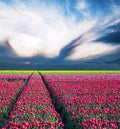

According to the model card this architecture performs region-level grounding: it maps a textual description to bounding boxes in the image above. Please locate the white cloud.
[67,42,119,60]
[66,20,120,61]
[24,62,30,64]
[0,0,95,58]
[76,1,86,10]
[75,0,91,20]
[66,29,119,60]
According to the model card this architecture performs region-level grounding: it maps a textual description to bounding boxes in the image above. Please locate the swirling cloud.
[0,0,120,61]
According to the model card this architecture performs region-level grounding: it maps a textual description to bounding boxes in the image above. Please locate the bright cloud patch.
[76,1,86,10]
[67,42,119,60]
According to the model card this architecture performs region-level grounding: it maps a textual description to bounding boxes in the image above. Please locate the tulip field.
[43,74,120,129]
[0,71,120,129]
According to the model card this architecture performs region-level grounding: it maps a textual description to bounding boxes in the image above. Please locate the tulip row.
[0,74,29,81]
[0,80,24,111]
[44,74,120,129]
[4,74,64,129]
[0,75,27,128]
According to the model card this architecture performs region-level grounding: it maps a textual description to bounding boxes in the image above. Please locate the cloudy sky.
[0,0,120,69]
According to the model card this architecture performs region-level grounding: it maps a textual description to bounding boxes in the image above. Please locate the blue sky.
[0,0,120,69]
[1,0,120,20]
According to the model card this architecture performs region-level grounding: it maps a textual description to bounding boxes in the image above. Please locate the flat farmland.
[0,71,120,129]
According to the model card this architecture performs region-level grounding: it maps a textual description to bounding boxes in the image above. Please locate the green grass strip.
[0,70,36,74]
[40,70,120,74]
[0,70,120,74]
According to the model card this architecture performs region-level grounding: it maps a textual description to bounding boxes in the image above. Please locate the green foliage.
[78,114,83,122]
[67,119,82,129]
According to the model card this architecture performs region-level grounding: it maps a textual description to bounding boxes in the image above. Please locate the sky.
[0,0,120,69]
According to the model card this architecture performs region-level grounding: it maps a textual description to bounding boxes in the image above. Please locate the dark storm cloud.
[94,22,120,45]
